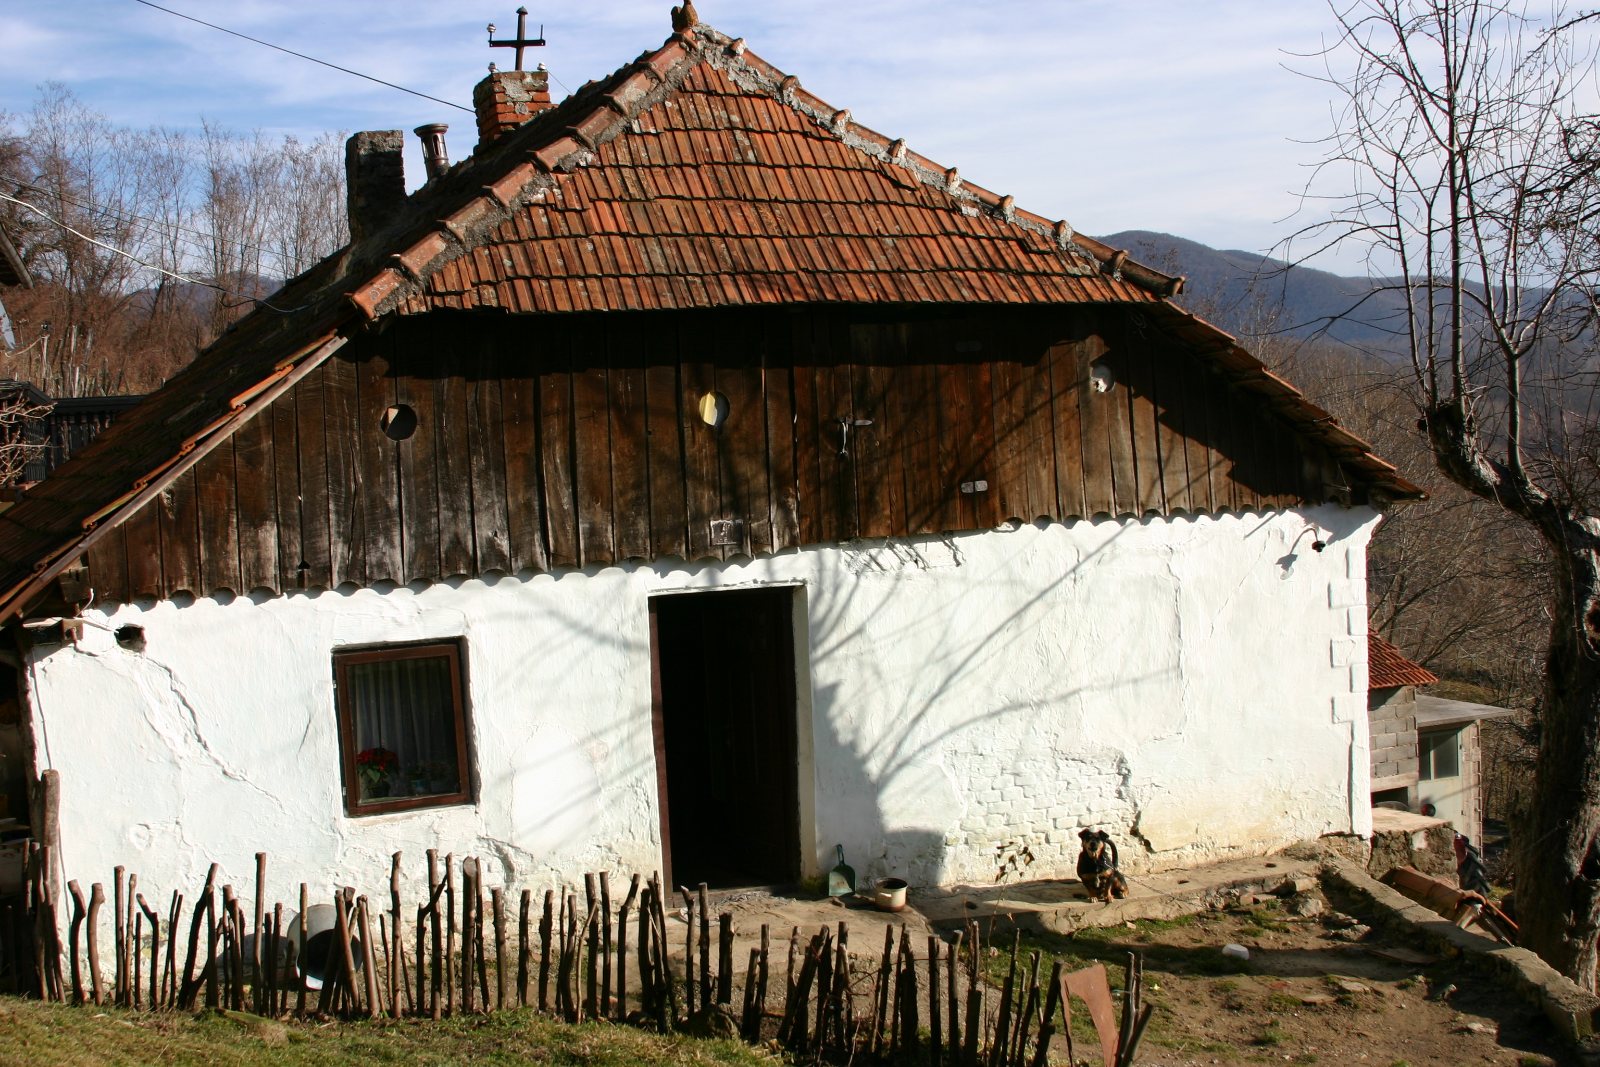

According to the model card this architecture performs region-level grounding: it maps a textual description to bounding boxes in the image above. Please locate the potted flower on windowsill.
[356,747,398,800]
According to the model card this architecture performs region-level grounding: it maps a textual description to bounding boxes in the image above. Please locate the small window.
[1418,729,1461,781]
[334,641,471,816]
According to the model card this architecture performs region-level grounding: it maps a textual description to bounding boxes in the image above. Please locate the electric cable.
[130,0,474,115]
[0,191,313,314]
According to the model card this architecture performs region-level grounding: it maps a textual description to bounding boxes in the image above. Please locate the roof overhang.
[1414,694,1516,729]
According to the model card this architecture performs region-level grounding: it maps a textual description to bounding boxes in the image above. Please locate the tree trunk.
[1513,520,1600,990]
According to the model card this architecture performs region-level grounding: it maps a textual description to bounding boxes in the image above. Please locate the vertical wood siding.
[86,306,1343,603]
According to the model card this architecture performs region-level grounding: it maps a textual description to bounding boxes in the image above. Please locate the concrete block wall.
[1368,686,1420,783]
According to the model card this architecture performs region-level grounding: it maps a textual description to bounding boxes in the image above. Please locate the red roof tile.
[1369,633,1439,689]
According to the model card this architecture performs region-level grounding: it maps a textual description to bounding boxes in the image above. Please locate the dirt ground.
[983,890,1568,1067]
[696,880,1571,1066]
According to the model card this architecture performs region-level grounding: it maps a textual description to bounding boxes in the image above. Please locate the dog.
[1077,829,1128,902]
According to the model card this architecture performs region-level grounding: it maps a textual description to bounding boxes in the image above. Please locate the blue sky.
[0,1,1368,273]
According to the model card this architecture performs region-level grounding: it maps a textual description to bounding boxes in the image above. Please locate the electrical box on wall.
[709,518,743,546]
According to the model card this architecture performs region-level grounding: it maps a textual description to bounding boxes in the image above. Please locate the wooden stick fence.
[4,849,1154,1065]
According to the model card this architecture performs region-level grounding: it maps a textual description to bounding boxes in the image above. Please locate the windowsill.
[344,792,472,818]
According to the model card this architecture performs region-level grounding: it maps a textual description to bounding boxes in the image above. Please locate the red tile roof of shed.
[1369,633,1438,689]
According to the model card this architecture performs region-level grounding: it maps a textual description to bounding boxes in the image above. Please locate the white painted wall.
[23,504,1377,904]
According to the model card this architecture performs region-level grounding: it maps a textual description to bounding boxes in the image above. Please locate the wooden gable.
[86,303,1351,603]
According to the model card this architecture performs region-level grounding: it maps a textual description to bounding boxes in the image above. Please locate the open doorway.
[649,587,801,889]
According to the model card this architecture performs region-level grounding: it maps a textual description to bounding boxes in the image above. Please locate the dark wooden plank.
[987,340,1030,525]
[122,496,164,599]
[644,346,687,561]
[1104,338,1138,520]
[1075,330,1114,519]
[864,355,907,538]
[1017,318,1060,524]
[87,525,128,606]
[572,327,615,566]
[500,347,547,574]
[323,353,364,587]
[468,338,512,574]
[195,440,241,595]
[356,342,403,585]
[789,314,823,547]
[395,343,441,582]
[897,341,942,535]
[1148,343,1191,515]
[679,319,720,561]
[762,319,799,551]
[1119,320,1164,517]
[814,342,857,542]
[964,353,998,530]
[269,393,303,592]
[716,321,770,556]
[1172,352,1211,515]
[539,325,580,568]
[159,468,203,596]
[606,318,652,562]
[292,366,333,591]
[848,323,894,540]
[435,346,476,578]
[932,333,972,532]
[232,409,279,594]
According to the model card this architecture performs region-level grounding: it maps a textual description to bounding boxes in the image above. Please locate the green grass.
[0,1001,777,1067]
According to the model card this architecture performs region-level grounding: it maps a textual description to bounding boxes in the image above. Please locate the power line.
[130,0,474,116]
[0,191,311,314]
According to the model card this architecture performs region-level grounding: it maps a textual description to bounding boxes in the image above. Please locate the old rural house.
[0,11,1419,899]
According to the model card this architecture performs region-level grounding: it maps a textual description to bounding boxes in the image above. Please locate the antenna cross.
[487,6,546,71]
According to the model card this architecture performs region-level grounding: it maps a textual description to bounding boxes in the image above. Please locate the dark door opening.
[650,587,800,889]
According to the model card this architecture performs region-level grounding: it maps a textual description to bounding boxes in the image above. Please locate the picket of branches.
[11,836,1152,1066]
[0,83,347,396]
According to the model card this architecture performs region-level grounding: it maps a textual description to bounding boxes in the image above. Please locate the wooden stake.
[253,853,267,1015]
[444,854,456,1017]
[390,852,403,1020]
[164,891,181,1009]
[336,888,360,1016]
[1029,961,1064,1067]
[947,932,962,1060]
[517,888,532,1009]
[598,872,612,1019]
[538,888,553,1013]
[461,860,476,1015]
[297,882,309,1019]
[474,863,489,1012]
[873,923,893,1053]
[696,884,711,1011]
[139,894,159,1012]
[929,934,943,1067]
[492,887,507,1011]
[66,881,86,1005]
[614,874,638,1021]
[717,912,733,1005]
[357,896,381,1018]
[203,882,219,1010]
[677,885,695,1016]
[754,924,770,1041]
[113,866,126,1006]
[583,872,598,1020]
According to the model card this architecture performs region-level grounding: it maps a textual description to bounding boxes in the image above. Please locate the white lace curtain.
[347,654,460,798]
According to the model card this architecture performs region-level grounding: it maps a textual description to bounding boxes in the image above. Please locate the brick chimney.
[473,65,554,147]
[344,130,405,244]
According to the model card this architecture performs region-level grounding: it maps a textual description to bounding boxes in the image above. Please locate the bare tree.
[1306,0,1600,984]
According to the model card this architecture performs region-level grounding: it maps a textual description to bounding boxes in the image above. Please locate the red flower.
[356,747,398,772]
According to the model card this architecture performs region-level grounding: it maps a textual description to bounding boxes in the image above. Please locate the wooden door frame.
[647,586,803,890]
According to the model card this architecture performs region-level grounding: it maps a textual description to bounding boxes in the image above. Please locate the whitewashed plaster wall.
[23,504,1377,903]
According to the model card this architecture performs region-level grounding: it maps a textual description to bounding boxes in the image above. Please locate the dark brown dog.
[1076,829,1128,902]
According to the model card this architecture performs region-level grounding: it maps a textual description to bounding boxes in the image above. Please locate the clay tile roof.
[1368,633,1438,689]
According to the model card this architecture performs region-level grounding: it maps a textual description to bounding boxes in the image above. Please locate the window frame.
[333,640,472,817]
[1418,727,1461,782]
